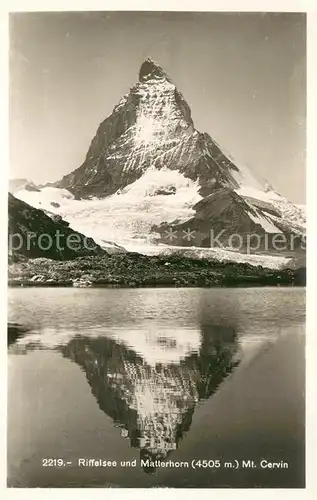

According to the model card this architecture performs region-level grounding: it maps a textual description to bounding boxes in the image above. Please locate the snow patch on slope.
[246,207,282,233]
[14,167,202,248]
[15,186,75,208]
[122,243,290,270]
[120,165,200,200]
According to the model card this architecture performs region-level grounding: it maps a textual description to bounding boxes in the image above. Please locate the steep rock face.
[55,58,241,199]
[153,188,267,247]
[8,193,104,260]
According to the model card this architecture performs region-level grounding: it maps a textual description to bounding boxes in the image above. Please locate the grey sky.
[9,11,306,203]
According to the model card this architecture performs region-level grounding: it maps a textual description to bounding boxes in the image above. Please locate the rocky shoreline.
[8,254,306,288]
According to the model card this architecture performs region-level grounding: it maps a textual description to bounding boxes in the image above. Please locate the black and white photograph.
[6,9,307,490]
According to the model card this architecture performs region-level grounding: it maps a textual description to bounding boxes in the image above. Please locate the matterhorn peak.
[139,57,171,83]
[50,56,305,259]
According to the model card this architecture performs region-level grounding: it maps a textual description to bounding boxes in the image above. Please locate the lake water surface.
[7,287,305,488]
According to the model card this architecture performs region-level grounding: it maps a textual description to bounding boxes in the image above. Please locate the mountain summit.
[55,58,242,200]
[139,57,171,83]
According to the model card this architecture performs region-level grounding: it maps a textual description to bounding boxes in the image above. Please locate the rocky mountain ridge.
[8,193,104,261]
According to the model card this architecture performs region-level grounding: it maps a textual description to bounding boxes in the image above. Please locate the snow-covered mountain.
[12,57,305,264]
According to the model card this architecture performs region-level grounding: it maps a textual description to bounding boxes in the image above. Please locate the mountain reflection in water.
[56,324,240,473]
[8,288,305,487]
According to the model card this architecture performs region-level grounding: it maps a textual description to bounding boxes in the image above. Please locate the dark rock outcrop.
[153,187,305,251]
[8,193,104,260]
